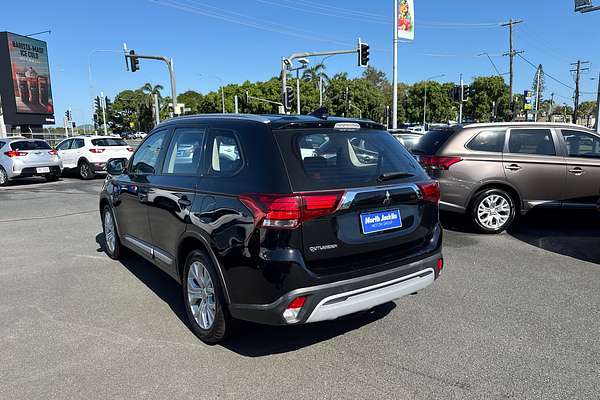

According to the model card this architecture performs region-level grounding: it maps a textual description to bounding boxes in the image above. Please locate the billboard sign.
[6,33,53,115]
[397,0,415,41]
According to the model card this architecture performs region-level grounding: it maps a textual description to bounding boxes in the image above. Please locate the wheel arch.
[176,232,231,304]
[467,181,522,214]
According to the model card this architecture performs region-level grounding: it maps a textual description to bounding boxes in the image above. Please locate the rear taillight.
[240,191,344,229]
[89,148,105,154]
[283,296,306,323]
[417,181,440,204]
[420,155,462,170]
[4,151,27,157]
[49,149,58,156]
[437,258,444,274]
[127,147,133,152]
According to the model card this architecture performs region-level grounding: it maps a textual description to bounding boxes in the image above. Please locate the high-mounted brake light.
[89,148,105,154]
[419,155,462,170]
[126,147,134,152]
[334,122,361,131]
[4,151,28,157]
[240,191,344,230]
[417,181,440,204]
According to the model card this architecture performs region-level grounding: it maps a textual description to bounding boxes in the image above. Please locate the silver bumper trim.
[305,268,435,323]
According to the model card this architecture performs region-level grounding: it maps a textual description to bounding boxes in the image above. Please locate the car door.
[559,129,600,208]
[503,127,566,209]
[114,129,170,257]
[70,138,86,167]
[55,139,74,167]
[146,125,207,278]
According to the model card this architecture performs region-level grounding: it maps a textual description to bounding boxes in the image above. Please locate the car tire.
[470,188,516,234]
[182,250,232,344]
[45,173,60,182]
[102,205,124,260]
[0,166,9,186]
[78,160,94,180]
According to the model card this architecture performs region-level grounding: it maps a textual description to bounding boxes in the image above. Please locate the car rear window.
[10,140,51,151]
[275,128,423,191]
[412,128,456,155]
[91,138,128,147]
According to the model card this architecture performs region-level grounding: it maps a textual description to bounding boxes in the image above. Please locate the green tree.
[579,100,597,126]
[464,76,511,122]
[406,81,455,124]
[302,62,329,88]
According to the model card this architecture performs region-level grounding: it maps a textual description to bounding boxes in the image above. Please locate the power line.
[517,53,574,90]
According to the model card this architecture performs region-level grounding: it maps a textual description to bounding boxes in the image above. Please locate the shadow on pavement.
[507,209,600,264]
[96,232,395,356]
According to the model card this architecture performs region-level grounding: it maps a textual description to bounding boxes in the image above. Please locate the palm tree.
[141,83,164,103]
[302,62,329,88]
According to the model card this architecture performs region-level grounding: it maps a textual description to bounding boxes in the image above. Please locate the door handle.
[505,164,521,171]
[568,167,584,175]
[138,188,149,202]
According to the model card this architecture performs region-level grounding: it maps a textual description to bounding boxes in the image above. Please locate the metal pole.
[234,95,239,114]
[154,93,160,126]
[100,92,108,136]
[221,85,225,114]
[392,0,398,129]
[281,58,288,113]
[459,74,464,124]
[296,69,301,115]
[423,85,427,127]
[168,58,178,116]
[319,76,323,107]
[595,72,600,133]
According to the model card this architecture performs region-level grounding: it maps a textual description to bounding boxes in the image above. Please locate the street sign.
[524,90,533,111]
[397,0,415,41]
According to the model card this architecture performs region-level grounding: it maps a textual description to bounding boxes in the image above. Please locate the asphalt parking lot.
[1,177,599,400]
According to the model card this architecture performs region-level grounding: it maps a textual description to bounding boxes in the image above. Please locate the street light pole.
[392,0,399,129]
[100,91,108,136]
[595,72,600,133]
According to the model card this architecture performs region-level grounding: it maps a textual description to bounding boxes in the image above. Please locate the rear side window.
[162,127,206,175]
[276,129,423,191]
[467,130,506,152]
[413,129,455,155]
[508,129,555,156]
[562,130,600,158]
[208,131,243,175]
[91,138,127,147]
[10,140,51,151]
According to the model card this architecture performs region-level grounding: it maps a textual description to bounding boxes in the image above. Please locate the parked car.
[414,122,600,233]
[394,133,422,153]
[0,138,62,186]
[99,114,444,343]
[55,136,133,179]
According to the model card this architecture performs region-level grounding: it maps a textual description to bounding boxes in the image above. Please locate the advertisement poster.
[7,33,53,114]
[397,0,415,41]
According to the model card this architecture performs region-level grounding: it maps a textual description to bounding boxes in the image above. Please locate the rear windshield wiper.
[377,172,414,182]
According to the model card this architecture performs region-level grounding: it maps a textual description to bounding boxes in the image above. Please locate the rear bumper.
[228,251,442,325]
[10,165,62,178]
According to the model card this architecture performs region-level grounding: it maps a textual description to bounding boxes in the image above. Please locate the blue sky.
[2,0,599,125]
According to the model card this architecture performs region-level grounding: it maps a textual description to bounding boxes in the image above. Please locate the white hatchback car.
[55,136,133,179]
[0,138,63,186]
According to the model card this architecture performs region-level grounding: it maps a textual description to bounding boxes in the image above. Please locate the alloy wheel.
[103,210,116,254]
[80,163,91,179]
[187,261,216,330]
[476,194,511,230]
[0,168,7,185]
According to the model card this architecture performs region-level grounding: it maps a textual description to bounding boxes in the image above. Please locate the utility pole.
[345,87,350,117]
[534,67,542,122]
[153,93,160,126]
[595,72,600,133]
[502,19,524,120]
[570,60,590,124]
[459,74,464,124]
[234,95,239,114]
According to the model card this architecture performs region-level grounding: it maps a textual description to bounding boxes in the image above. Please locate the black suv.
[99,114,443,343]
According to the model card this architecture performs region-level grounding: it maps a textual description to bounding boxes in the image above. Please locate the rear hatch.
[412,127,461,176]
[9,140,56,166]
[273,124,440,276]
[91,138,133,159]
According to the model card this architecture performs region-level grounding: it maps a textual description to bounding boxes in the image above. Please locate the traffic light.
[463,85,471,101]
[94,96,101,111]
[65,110,72,121]
[283,86,295,110]
[358,39,370,67]
[129,50,140,72]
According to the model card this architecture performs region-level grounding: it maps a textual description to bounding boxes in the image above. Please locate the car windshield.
[275,128,424,191]
[10,140,51,151]
[91,138,128,147]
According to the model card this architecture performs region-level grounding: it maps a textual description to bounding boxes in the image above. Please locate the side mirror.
[106,158,127,176]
